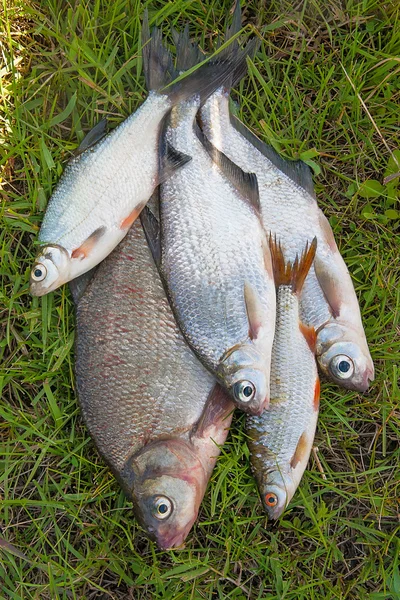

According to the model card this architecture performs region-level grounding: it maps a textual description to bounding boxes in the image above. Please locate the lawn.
[1,0,399,598]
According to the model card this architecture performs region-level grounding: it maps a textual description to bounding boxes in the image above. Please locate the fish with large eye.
[330,355,354,379]
[152,496,173,520]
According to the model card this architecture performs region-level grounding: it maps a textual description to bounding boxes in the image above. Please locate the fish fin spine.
[269,235,317,293]
[244,281,264,340]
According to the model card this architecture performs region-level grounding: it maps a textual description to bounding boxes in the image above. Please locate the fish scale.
[73,217,234,549]
[75,219,216,470]
[199,88,374,391]
[155,97,276,415]
[247,240,319,519]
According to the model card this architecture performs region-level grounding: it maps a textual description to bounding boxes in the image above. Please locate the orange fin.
[268,235,317,294]
[120,203,146,230]
[313,378,320,411]
[299,322,317,353]
[290,431,309,469]
[71,226,106,259]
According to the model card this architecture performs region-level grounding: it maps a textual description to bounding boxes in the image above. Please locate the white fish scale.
[247,286,318,475]
[39,93,171,251]
[200,92,363,333]
[75,219,216,473]
[161,99,275,370]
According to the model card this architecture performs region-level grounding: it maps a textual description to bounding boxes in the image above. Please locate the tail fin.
[269,236,317,294]
[172,25,203,71]
[141,10,176,91]
[219,1,257,90]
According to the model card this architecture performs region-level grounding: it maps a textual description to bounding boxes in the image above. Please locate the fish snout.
[156,526,191,551]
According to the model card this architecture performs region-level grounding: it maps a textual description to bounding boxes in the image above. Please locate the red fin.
[71,226,106,259]
[191,385,234,440]
[120,203,145,230]
[290,431,309,469]
[313,378,320,411]
[269,235,317,294]
[299,322,317,353]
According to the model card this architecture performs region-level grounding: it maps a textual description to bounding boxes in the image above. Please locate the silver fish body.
[199,89,374,391]
[30,18,244,297]
[246,240,320,519]
[72,217,234,550]
[154,98,276,416]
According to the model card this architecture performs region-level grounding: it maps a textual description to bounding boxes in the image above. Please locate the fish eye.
[330,355,354,379]
[264,492,278,507]
[152,496,173,520]
[31,264,47,282]
[233,380,255,403]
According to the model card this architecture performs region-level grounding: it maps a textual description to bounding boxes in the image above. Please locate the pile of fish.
[30,7,374,550]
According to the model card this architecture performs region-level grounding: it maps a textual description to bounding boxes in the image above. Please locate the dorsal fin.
[76,119,108,155]
[230,115,316,198]
[196,126,260,211]
[269,236,317,294]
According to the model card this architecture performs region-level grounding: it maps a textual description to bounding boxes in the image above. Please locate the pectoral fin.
[314,254,342,319]
[191,385,234,440]
[71,226,106,260]
[244,281,265,340]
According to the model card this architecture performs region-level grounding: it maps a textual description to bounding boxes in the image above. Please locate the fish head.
[259,477,288,520]
[30,245,70,296]
[219,345,269,415]
[316,323,374,391]
[122,439,207,550]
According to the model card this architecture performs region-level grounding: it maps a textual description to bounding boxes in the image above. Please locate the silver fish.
[30,15,244,297]
[141,41,276,417]
[247,238,320,519]
[71,214,234,550]
[194,6,373,392]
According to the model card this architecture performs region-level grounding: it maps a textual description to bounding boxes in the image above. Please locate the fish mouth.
[156,526,192,551]
[358,366,375,392]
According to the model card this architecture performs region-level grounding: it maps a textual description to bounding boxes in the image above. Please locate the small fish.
[71,214,234,550]
[246,237,319,519]
[141,29,276,417]
[30,14,245,296]
[197,5,374,392]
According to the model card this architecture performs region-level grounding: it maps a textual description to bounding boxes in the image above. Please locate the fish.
[196,6,374,392]
[246,237,320,519]
[30,14,247,297]
[141,33,276,417]
[70,213,234,551]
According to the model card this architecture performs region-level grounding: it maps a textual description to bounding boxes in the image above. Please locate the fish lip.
[156,528,190,551]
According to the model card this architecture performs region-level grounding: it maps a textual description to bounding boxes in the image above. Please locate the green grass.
[1,0,399,598]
